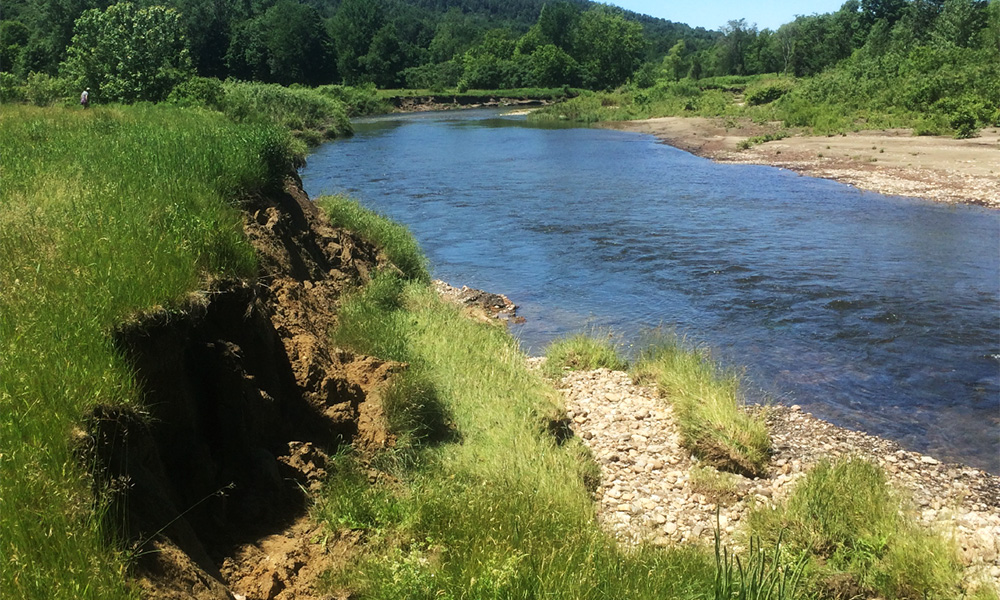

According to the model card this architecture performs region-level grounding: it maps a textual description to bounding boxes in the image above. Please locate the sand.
[602,117,1000,208]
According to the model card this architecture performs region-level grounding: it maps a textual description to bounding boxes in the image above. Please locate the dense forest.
[1,0,998,132]
[0,0,714,94]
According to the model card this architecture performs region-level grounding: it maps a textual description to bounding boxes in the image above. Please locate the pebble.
[544,365,1000,591]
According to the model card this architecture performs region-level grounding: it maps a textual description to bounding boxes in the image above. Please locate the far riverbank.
[601,117,1000,208]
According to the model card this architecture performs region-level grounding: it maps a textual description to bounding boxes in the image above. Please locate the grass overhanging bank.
[0,104,296,599]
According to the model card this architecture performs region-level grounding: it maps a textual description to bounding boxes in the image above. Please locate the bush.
[0,72,25,102]
[166,76,225,109]
[22,72,74,106]
[744,78,795,106]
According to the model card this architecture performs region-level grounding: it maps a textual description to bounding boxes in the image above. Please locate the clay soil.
[602,117,1000,207]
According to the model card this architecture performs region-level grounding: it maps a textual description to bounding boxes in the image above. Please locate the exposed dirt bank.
[85,176,401,600]
[602,117,1000,207]
[547,365,1000,593]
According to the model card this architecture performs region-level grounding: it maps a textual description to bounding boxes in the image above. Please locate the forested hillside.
[0,0,712,92]
[1,0,997,132]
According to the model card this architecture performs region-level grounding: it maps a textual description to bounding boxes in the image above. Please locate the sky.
[608,0,848,31]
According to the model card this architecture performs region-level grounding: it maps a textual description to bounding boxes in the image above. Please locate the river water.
[300,109,1000,473]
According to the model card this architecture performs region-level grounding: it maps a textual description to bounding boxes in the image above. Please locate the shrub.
[0,72,25,102]
[22,72,74,106]
[744,78,795,106]
[166,76,226,109]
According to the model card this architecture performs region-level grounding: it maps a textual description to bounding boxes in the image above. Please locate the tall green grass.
[317,267,817,599]
[317,274,724,598]
[221,80,351,139]
[315,194,430,283]
[632,332,770,477]
[0,104,292,599]
[745,457,964,599]
[542,332,628,378]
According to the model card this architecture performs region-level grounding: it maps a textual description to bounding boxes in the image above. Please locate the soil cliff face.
[84,177,396,599]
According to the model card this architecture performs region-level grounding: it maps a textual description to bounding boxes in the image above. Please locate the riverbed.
[300,108,1000,473]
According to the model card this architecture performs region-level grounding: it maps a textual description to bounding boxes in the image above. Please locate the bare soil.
[86,176,402,600]
[602,117,1000,207]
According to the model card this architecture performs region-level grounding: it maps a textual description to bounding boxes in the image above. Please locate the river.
[300,108,1000,474]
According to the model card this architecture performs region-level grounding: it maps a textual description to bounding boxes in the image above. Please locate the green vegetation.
[745,457,964,599]
[316,195,430,283]
[632,332,770,477]
[0,105,292,599]
[315,274,735,599]
[535,1,1000,138]
[542,333,628,378]
[2,0,709,93]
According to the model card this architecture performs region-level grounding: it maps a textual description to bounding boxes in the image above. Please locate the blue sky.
[608,1,847,31]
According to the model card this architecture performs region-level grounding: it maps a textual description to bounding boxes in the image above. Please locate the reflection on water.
[302,109,1000,473]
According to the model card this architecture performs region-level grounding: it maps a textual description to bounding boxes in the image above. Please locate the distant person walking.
[80,88,89,109]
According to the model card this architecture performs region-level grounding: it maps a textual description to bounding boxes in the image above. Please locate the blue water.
[301,109,1000,473]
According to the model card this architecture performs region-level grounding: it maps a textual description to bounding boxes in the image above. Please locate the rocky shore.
[540,364,1000,590]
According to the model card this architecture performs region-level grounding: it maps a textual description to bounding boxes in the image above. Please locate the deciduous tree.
[61,2,193,102]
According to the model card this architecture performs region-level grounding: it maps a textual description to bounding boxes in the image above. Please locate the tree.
[0,21,30,73]
[527,43,577,86]
[537,1,579,50]
[572,10,646,89]
[717,18,756,76]
[363,23,405,88]
[934,0,989,46]
[61,2,193,103]
[329,0,384,83]
[260,0,334,85]
[661,39,686,81]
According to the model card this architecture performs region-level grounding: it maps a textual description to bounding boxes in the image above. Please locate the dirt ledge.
[83,176,400,600]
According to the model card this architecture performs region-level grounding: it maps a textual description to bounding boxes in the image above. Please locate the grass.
[220,81,351,145]
[744,457,965,599]
[315,194,430,283]
[315,271,727,599]
[0,104,292,599]
[690,466,743,505]
[632,332,770,478]
[541,333,628,378]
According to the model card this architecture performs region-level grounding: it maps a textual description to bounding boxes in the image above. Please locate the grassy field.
[0,104,292,599]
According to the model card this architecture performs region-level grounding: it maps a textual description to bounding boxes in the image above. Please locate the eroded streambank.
[90,176,998,599]
[86,177,400,600]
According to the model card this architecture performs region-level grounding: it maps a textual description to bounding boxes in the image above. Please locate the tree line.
[0,0,996,108]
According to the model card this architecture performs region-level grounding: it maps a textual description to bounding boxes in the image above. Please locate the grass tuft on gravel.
[542,333,628,378]
[632,331,770,478]
[744,456,964,599]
